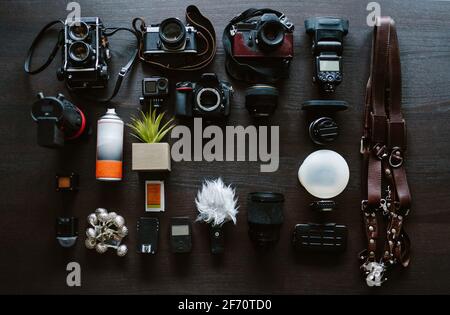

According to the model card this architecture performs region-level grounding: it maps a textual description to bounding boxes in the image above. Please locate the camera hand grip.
[175,86,193,117]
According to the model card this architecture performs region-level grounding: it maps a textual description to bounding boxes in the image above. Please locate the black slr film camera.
[58,17,110,89]
[232,13,294,60]
[175,73,233,118]
[143,17,197,59]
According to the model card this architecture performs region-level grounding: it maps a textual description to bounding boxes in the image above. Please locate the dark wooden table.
[1,0,449,295]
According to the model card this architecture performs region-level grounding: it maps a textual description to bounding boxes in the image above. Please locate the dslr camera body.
[143,18,197,59]
[231,13,294,60]
[175,73,233,118]
[58,17,110,89]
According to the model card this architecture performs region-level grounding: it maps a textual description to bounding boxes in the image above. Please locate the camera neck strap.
[24,20,65,74]
[133,5,217,71]
[222,8,294,83]
[360,17,412,287]
[24,21,139,103]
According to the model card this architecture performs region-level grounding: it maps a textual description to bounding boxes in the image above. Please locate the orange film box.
[145,181,165,212]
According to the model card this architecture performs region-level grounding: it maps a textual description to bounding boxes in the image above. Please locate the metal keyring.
[196,88,221,112]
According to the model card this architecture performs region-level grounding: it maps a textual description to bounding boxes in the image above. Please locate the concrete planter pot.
[132,143,171,172]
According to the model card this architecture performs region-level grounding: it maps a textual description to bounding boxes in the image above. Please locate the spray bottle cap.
[101,108,121,121]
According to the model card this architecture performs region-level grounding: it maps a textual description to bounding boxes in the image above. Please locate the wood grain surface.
[0,0,449,294]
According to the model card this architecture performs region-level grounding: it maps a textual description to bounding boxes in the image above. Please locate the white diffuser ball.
[298,150,350,199]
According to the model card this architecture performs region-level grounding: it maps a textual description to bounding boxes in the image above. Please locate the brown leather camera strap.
[360,16,412,287]
[133,5,216,71]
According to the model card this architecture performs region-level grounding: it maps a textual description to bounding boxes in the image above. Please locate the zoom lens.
[257,20,285,50]
[196,88,221,112]
[159,18,186,50]
[69,41,90,63]
[68,21,89,41]
[247,192,285,249]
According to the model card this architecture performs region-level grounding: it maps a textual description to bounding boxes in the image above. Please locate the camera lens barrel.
[159,18,187,50]
[257,16,285,50]
[68,21,89,41]
[247,192,285,249]
[245,85,279,117]
[69,41,91,63]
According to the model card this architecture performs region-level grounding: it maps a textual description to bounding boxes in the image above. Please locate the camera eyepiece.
[257,15,285,50]
[159,18,187,50]
[245,85,279,117]
[69,41,91,63]
[68,21,89,41]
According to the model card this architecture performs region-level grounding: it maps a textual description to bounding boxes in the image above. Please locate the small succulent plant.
[127,108,175,144]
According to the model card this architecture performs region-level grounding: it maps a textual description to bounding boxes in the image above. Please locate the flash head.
[305,17,349,93]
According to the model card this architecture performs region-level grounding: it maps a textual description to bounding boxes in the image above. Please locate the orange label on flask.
[146,183,161,207]
[96,160,123,179]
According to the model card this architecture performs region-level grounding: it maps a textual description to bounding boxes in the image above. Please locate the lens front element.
[159,18,187,50]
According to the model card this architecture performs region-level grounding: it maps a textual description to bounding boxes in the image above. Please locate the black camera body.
[175,73,233,118]
[140,77,169,108]
[232,13,294,60]
[143,18,197,59]
[31,92,88,148]
[58,17,110,89]
[305,17,349,93]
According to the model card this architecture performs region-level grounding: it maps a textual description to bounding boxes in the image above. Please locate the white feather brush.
[195,178,238,227]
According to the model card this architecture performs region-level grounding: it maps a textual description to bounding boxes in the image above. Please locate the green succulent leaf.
[127,108,176,144]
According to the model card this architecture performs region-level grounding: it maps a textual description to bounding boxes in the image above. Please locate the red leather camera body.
[232,32,294,59]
